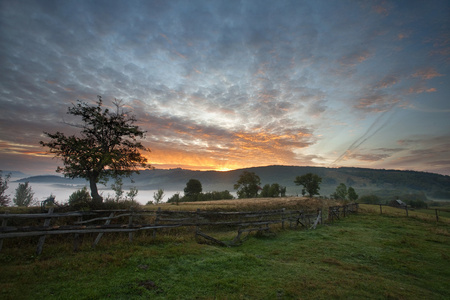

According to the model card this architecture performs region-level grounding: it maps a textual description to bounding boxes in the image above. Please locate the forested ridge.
[16,165,450,200]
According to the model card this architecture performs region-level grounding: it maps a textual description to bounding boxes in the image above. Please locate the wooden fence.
[0,203,358,255]
[376,204,447,222]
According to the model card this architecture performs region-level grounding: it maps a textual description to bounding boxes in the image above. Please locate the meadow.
[1,200,449,299]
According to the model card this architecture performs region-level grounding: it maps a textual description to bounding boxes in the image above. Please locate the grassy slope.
[1,210,449,299]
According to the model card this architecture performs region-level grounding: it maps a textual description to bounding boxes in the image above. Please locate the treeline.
[358,191,429,209]
[338,167,450,192]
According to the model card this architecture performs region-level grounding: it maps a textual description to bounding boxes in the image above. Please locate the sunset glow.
[0,0,449,176]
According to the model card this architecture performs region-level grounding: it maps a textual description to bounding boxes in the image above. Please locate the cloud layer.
[0,0,449,175]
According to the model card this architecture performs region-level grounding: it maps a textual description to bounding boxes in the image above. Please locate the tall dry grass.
[149,196,340,212]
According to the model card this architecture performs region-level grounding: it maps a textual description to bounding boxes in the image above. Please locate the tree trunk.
[89,177,103,206]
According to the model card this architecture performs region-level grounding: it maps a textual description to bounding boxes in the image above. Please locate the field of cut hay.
[150,196,340,212]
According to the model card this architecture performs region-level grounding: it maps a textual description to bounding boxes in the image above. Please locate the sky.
[0,0,449,177]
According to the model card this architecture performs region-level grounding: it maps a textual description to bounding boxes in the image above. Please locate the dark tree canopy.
[234,171,261,198]
[40,96,150,205]
[184,179,203,197]
[260,183,286,198]
[347,186,358,202]
[334,183,348,200]
[294,173,322,197]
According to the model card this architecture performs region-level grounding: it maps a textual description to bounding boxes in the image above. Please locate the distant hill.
[15,175,88,185]
[13,165,450,200]
[1,170,29,179]
[131,165,450,200]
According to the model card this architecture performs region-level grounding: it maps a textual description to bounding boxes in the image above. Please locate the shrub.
[68,187,92,210]
[167,193,181,205]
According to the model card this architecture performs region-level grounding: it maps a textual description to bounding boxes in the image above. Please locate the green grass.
[1,212,449,299]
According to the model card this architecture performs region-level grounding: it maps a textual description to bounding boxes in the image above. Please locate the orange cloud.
[340,50,372,67]
[412,68,444,80]
[0,140,49,157]
[374,75,399,89]
[407,86,437,94]
[354,94,400,112]
[372,1,391,16]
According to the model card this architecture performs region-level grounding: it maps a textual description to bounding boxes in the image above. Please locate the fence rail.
[1,203,358,254]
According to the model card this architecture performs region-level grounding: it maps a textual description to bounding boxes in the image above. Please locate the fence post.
[73,215,83,252]
[379,204,382,214]
[153,207,161,239]
[92,212,114,248]
[435,209,439,222]
[0,211,8,252]
[36,207,54,255]
[281,208,285,229]
[128,208,134,242]
[405,206,408,217]
[195,208,201,235]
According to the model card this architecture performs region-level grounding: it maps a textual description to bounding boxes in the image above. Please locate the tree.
[167,192,181,205]
[111,177,124,202]
[334,183,348,200]
[347,187,358,202]
[13,182,35,207]
[294,173,322,197]
[126,186,138,201]
[40,96,150,206]
[260,183,285,198]
[184,179,202,199]
[234,171,261,198]
[0,171,11,207]
[260,184,271,197]
[153,189,165,204]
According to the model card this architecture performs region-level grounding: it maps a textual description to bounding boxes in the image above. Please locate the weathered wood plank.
[92,212,115,248]
[0,225,183,238]
[195,230,228,247]
[36,207,53,255]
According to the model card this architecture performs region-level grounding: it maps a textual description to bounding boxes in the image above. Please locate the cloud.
[0,0,449,175]
[372,1,391,16]
[412,68,444,80]
[382,135,450,175]
[339,50,372,67]
[374,75,399,89]
[407,86,437,94]
[354,93,400,113]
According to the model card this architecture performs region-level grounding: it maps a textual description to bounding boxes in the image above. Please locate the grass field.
[1,202,449,299]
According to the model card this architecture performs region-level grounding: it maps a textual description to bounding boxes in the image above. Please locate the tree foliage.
[0,171,11,207]
[260,183,286,197]
[184,179,203,198]
[127,186,138,201]
[68,186,92,210]
[347,186,358,202]
[40,96,150,206]
[111,177,124,202]
[167,192,181,205]
[294,173,322,197]
[334,183,348,200]
[153,189,165,204]
[13,182,35,207]
[234,171,261,199]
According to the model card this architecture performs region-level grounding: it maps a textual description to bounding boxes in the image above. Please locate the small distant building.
[390,199,407,208]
